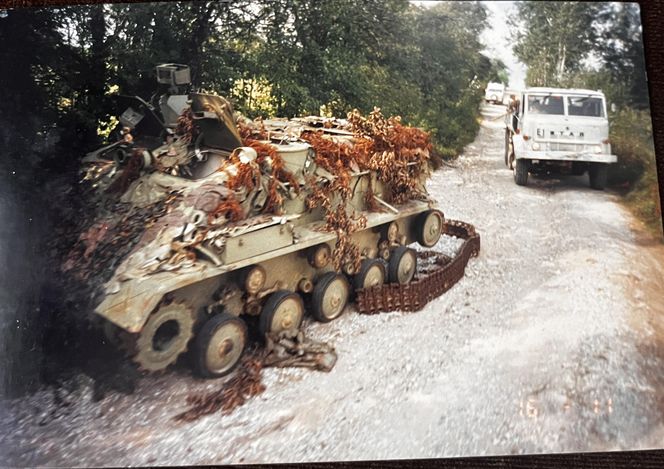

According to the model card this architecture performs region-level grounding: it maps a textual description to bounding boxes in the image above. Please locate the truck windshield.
[527,95,564,115]
[566,96,605,117]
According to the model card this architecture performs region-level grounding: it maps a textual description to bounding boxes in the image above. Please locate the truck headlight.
[532,142,541,151]
[594,146,602,154]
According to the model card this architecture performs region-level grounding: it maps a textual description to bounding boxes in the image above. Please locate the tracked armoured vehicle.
[67,64,447,378]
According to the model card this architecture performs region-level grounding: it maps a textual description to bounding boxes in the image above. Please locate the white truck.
[485,82,505,104]
[504,87,618,189]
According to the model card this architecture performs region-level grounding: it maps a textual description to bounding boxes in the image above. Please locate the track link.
[355,219,480,314]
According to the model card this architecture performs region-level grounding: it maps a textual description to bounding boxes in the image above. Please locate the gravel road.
[2,103,664,466]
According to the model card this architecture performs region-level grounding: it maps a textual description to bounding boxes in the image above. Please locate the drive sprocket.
[133,301,195,372]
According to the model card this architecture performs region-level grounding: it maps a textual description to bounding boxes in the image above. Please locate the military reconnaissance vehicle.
[505,87,617,189]
[67,64,445,378]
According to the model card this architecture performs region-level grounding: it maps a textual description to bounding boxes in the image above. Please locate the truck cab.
[505,87,617,189]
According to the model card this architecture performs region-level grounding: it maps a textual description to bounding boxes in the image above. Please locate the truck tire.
[589,163,608,190]
[504,129,510,167]
[514,159,529,186]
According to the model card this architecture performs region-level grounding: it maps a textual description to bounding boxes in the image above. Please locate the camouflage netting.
[235,108,432,272]
[58,105,433,314]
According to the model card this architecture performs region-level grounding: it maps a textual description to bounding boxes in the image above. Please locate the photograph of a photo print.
[0,1,662,466]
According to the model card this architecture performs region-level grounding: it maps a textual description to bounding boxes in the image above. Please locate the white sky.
[411,1,526,89]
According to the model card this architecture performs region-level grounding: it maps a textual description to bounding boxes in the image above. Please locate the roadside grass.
[608,108,664,240]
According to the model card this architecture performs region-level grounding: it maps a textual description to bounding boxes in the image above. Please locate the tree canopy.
[0,0,502,183]
[510,2,648,109]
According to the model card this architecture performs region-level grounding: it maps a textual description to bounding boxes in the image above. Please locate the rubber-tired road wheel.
[504,129,511,167]
[259,290,304,337]
[416,210,444,248]
[312,272,350,323]
[353,259,386,291]
[388,246,417,284]
[195,313,247,378]
[514,158,529,186]
[588,163,608,190]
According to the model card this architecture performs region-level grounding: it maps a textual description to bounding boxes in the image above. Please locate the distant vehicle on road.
[504,87,617,189]
[484,82,505,105]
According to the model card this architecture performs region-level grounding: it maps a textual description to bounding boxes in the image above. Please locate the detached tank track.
[355,219,480,314]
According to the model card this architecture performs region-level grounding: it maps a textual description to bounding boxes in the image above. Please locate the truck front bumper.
[516,150,617,164]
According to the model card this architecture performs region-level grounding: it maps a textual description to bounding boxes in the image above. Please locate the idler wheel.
[194,313,247,378]
[312,272,350,323]
[259,290,304,337]
[388,246,417,284]
[133,302,195,372]
[416,210,444,248]
[353,258,386,291]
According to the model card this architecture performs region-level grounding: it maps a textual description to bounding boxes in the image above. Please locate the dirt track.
[1,103,664,465]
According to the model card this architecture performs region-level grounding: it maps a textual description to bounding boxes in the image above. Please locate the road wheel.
[259,290,304,336]
[133,302,195,372]
[514,158,529,186]
[416,210,444,247]
[504,129,510,167]
[353,259,386,291]
[589,163,608,190]
[312,272,350,322]
[388,246,417,284]
[195,313,247,378]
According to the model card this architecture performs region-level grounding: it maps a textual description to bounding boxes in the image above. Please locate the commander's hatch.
[189,93,243,152]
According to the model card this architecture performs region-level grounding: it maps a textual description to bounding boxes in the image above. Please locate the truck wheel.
[259,290,304,336]
[589,163,608,190]
[388,246,417,284]
[195,313,247,378]
[416,210,444,247]
[504,129,510,167]
[514,159,529,186]
[312,272,350,323]
[353,259,386,291]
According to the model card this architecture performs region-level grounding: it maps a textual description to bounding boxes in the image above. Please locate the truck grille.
[549,142,583,152]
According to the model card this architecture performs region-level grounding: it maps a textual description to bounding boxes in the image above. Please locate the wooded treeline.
[0,1,503,396]
[511,1,661,235]
[0,0,503,185]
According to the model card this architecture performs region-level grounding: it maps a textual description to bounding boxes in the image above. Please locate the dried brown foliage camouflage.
[175,108,199,144]
[300,108,431,272]
[174,354,266,422]
[209,192,244,223]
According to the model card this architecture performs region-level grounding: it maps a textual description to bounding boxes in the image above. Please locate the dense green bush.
[608,108,662,237]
